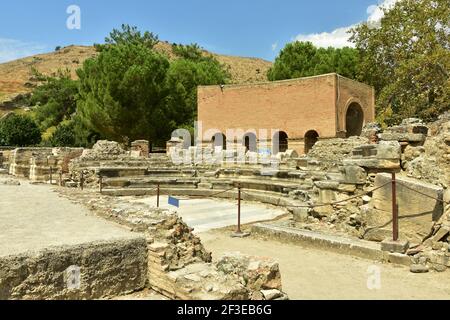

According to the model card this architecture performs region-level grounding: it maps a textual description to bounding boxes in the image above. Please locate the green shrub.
[0,114,42,146]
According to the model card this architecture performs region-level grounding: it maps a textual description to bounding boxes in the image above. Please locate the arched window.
[243,133,257,152]
[273,131,288,154]
[346,103,364,137]
[304,130,319,154]
[212,133,227,150]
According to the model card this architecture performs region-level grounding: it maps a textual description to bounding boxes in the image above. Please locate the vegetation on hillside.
[77,25,229,145]
[1,0,448,147]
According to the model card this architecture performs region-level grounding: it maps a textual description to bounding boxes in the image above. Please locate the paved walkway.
[130,195,287,233]
[201,229,450,300]
[0,177,138,257]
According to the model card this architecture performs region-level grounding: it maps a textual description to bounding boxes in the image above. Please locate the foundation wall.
[0,238,148,300]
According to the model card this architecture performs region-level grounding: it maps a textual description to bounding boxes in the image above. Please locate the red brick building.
[197,73,375,155]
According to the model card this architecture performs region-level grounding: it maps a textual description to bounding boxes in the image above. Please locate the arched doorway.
[346,103,364,137]
[273,131,288,154]
[212,133,227,150]
[304,130,319,154]
[243,133,257,152]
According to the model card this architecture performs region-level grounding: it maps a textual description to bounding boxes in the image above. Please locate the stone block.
[410,264,429,273]
[388,253,411,266]
[292,207,309,222]
[314,181,339,190]
[363,228,393,242]
[431,226,449,243]
[372,173,444,240]
[381,239,409,253]
[341,165,367,184]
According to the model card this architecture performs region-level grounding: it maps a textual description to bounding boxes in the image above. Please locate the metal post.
[237,185,242,234]
[49,167,53,185]
[157,183,160,208]
[59,172,63,187]
[80,172,84,191]
[392,172,399,241]
[99,174,103,194]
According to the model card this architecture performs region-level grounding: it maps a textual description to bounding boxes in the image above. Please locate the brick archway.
[304,130,319,154]
[345,102,364,138]
[212,133,227,150]
[273,131,288,154]
[243,132,257,152]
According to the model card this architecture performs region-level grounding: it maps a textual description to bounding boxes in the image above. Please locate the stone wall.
[0,238,148,300]
[198,73,375,155]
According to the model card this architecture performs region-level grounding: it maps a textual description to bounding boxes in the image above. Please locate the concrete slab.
[0,177,148,299]
[0,178,138,257]
[129,195,287,233]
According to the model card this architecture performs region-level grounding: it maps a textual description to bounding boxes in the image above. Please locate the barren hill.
[0,42,272,103]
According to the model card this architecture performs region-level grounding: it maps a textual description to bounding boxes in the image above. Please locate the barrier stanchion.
[99,174,102,194]
[59,172,63,187]
[157,183,160,208]
[49,166,53,185]
[80,171,84,191]
[392,172,399,241]
[231,184,249,238]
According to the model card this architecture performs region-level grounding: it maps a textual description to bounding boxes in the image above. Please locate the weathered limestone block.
[292,207,310,222]
[78,140,126,161]
[9,148,53,178]
[361,122,382,143]
[166,137,184,156]
[343,141,401,169]
[131,140,150,158]
[215,252,283,292]
[370,173,444,241]
[0,238,148,300]
[341,165,367,184]
[379,118,429,143]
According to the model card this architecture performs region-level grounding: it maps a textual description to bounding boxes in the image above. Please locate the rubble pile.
[77,140,127,161]
[403,115,450,188]
[58,189,289,300]
[307,137,369,167]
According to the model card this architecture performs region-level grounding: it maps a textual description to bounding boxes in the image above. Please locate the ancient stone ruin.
[1,110,449,299]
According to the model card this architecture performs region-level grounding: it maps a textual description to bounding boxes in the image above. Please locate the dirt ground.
[200,229,450,300]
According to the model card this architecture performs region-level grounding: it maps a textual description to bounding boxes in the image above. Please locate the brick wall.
[198,73,375,154]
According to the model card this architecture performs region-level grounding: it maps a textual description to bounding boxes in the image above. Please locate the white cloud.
[0,38,47,63]
[295,27,354,49]
[293,0,399,48]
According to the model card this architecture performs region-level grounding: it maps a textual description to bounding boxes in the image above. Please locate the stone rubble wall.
[64,191,288,300]
[0,238,148,300]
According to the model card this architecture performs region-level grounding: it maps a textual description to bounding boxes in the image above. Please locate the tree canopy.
[268,41,360,81]
[77,27,229,145]
[350,0,449,124]
[95,24,159,51]
[0,114,41,147]
[30,69,79,131]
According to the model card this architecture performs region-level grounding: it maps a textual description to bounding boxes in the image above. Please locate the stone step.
[252,223,386,261]
[102,177,200,188]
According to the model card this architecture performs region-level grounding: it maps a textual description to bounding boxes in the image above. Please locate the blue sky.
[0,0,396,63]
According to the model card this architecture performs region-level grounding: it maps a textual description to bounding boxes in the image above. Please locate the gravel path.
[200,229,450,300]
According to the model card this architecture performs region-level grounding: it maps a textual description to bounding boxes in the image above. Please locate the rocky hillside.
[0,42,272,103]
